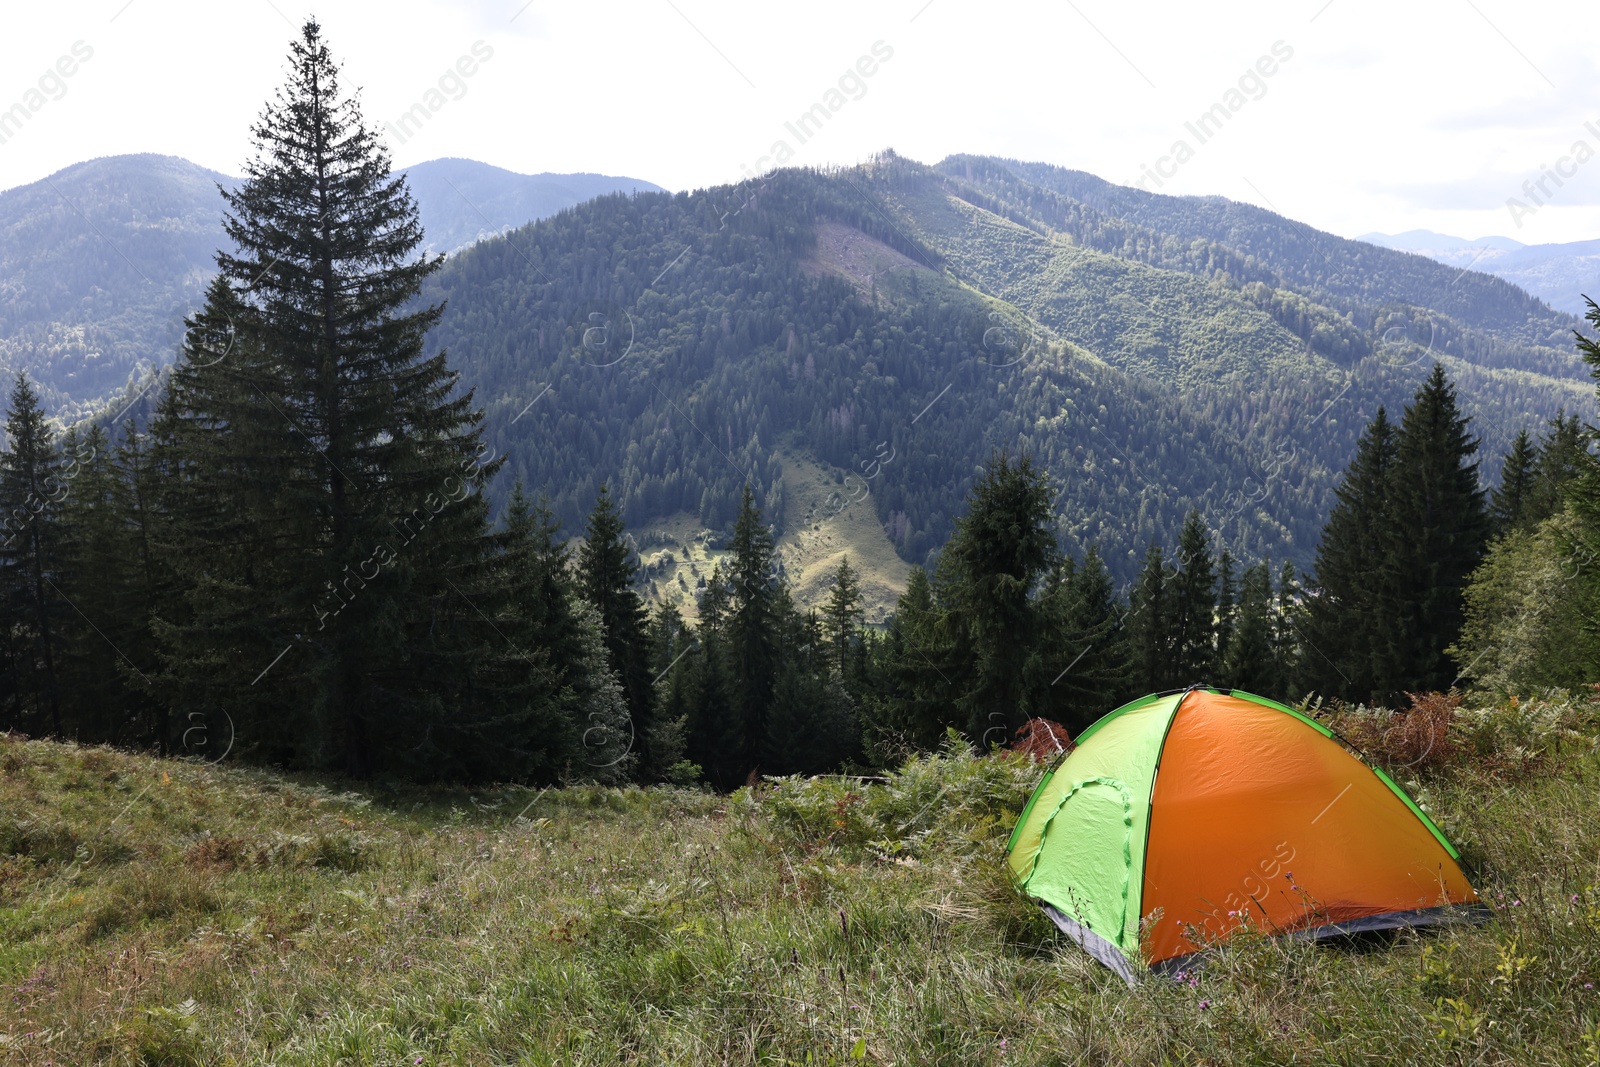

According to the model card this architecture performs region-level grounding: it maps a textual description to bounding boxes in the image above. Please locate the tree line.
[1,351,1549,785]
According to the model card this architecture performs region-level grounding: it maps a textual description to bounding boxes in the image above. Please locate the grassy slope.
[4,715,1600,1065]
[638,451,913,624]
[884,185,1317,390]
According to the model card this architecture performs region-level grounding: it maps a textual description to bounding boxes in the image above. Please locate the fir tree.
[1170,512,1217,685]
[577,484,654,775]
[822,556,863,676]
[0,375,66,736]
[1214,549,1237,674]
[1272,560,1302,698]
[157,21,513,777]
[1553,302,1600,666]
[645,603,695,782]
[764,604,857,774]
[1033,548,1132,732]
[725,486,780,777]
[570,600,637,784]
[1529,411,1587,523]
[1373,364,1488,700]
[1219,562,1274,693]
[686,565,742,788]
[1300,408,1397,703]
[111,426,174,751]
[55,426,144,744]
[1128,543,1172,693]
[488,484,589,781]
[938,451,1057,738]
[881,565,958,751]
[1489,428,1537,537]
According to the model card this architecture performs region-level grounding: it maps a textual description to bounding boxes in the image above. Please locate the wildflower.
[1199,999,1211,1010]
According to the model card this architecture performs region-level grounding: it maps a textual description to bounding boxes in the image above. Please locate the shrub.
[746,730,1039,858]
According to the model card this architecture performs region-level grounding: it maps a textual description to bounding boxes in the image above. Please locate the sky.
[3,0,1599,245]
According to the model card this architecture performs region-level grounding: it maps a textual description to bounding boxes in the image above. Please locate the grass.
[636,450,912,626]
[4,698,1600,1065]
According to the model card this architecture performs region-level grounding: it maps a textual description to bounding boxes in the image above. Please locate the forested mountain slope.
[421,153,1595,587]
[11,150,1591,592]
[0,154,230,418]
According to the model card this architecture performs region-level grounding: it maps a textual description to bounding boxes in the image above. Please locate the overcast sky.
[3,0,1598,245]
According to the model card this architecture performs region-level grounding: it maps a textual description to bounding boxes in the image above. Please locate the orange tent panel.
[1140,692,1477,965]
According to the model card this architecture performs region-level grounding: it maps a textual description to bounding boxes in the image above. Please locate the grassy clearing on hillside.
[4,697,1600,1065]
[637,451,912,625]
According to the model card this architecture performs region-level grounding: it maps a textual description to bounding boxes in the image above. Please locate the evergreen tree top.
[219,18,438,339]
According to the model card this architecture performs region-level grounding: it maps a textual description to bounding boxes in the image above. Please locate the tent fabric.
[1040,903,1140,985]
[1150,903,1491,975]
[1007,687,1481,978]
[1005,693,1180,954]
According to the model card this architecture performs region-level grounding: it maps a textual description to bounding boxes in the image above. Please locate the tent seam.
[1132,685,1197,960]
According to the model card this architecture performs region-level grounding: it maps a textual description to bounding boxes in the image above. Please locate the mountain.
[405,152,1595,601]
[1360,229,1600,316]
[1359,230,1525,255]
[12,149,1595,604]
[403,158,661,255]
[0,154,662,420]
[0,155,231,420]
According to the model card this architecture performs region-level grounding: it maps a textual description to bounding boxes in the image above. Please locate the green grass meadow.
[4,696,1600,1064]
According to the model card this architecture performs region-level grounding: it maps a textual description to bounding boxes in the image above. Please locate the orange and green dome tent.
[1005,687,1481,982]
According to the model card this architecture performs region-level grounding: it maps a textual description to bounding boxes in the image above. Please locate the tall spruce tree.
[822,556,863,676]
[1489,428,1537,537]
[577,484,654,775]
[881,565,958,751]
[1552,302,1600,670]
[113,425,179,751]
[55,426,145,744]
[1300,408,1398,703]
[1214,549,1237,675]
[1128,543,1172,693]
[1272,560,1302,698]
[1033,548,1132,732]
[645,602,695,781]
[686,565,742,788]
[1373,364,1488,699]
[725,486,780,778]
[1170,512,1218,684]
[1219,562,1274,693]
[937,452,1057,739]
[156,21,526,777]
[0,375,66,736]
[1529,412,1587,523]
[764,600,857,774]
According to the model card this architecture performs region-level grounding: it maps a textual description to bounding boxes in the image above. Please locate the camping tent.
[1005,687,1481,982]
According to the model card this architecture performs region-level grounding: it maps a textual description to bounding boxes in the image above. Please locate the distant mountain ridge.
[403,158,661,255]
[1359,228,1600,316]
[0,153,662,419]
